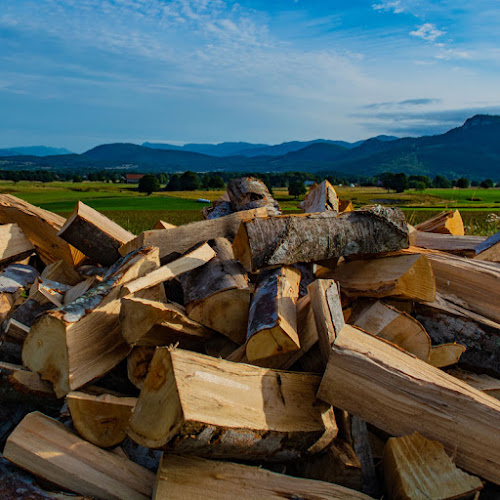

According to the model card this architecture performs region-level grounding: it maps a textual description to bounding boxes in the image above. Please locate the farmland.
[0,180,499,236]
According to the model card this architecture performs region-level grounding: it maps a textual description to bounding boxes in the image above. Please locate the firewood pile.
[0,177,499,500]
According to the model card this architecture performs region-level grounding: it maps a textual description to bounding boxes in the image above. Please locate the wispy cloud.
[372,1,405,14]
[365,98,441,109]
[410,23,445,42]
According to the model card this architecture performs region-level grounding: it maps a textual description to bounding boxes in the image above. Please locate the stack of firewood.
[0,178,500,500]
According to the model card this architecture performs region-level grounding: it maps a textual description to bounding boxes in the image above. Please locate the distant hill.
[142,141,268,157]
[0,146,73,156]
[0,115,498,179]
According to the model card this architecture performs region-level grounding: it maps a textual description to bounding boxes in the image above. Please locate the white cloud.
[410,23,445,42]
[372,1,405,14]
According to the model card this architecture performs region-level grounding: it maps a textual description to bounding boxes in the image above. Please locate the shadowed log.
[415,209,464,235]
[227,177,280,215]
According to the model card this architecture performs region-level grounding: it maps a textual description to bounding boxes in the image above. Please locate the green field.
[1,181,499,236]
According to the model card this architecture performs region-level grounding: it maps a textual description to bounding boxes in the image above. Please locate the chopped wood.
[415,209,465,236]
[384,432,483,500]
[474,230,500,262]
[22,247,160,397]
[317,324,500,484]
[300,180,339,213]
[153,220,176,230]
[339,199,354,212]
[181,238,250,344]
[128,348,337,459]
[58,201,134,266]
[202,191,233,219]
[0,264,39,323]
[0,223,34,265]
[352,300,431,361]
[308,279,345,369]
[29,277,71,307]
[127,346,155,389]
[415,231,486,257]
[3,411,154,500]
[448,368,500,400]
[429,343,466,368]
[245,266,301,361]
[41,259,82,286]
[122,243,216,296]
[327,254,436,302]
[63,277,96,305]
[227,177,280,215]
[67,390,137,447]
[119,207,269,263]
[0,361,55,398]
[153,454,372,500]
[120,296,215,348]
[0,194,85,266]
[232,207,409,272]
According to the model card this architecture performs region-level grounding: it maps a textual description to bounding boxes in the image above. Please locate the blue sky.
[1,0,499,152]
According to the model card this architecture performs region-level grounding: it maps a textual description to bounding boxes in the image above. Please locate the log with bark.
[415,209,464,235]
[153,454,372,500]
[300,180,339,213]
[128,348,337,460]
[226,177,280,215]
[180,238,251,344]
[119,207,269,263]
[415,231,486,257]
[22,247,160,397]
[0,223,34,265]
[3,411,155,500]
[384,432,483,500]
[245,266,301,361]
[202,191,233,219]
[474,230,500,262]
[58,201,134,266]
[317,324,500,484]
[232,207,409,272]
[0,194,85,266]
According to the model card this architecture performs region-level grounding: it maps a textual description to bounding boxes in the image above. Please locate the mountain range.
[0,146,73,156]
[1,115,499,179]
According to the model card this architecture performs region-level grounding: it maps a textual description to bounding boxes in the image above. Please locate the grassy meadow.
[1,180,499,236]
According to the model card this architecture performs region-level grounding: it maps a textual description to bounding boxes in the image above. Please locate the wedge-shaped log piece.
[0,361,55,398]
[339,199,354,212]
[448,369,500,400]
[227,177,280,215]
[122,243,216,295]
[415,209,464,235]
[233,207,409,272]
[182,238,251,344]
[474,230,500,262]
[41,259,82,285]
[384,432,483,500]
[329,254,436,302]
[154,454,372,500]
[245,266,301,361]
[58,201,134,266]
[153,220,176,230]
[415,231,485,257]
[23,247,160,397]
[120,207,269,263]
[429,343,466,368]
[352,301,431,361]
[127,346,155,389]
[0,223,34,264]
[300,180,339,213]
[0,194,85,266]
[120,296,215,348]
[4,411,154,500]
[67,390,137,447]
[129,348,337,460]
[317,325,500,484]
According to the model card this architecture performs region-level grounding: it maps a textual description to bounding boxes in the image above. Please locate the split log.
[308,279,345,370]
[58,201,134,266]
[29,277,71,307]
[226,177,280,215]
[448,368,500,400]
[415,231,486,257]
[122,243,216,296]
[0,194,85,266]
[339,199,354,212]
[0,361,55,399]
[352,300,431,361]
[153,220,176,230]
[245,266,301,361]
[384,432,483,500]
[119,207,269,263]
[300,180,339,213]
[154,454,372,500]
[0,223,34,265]
[233,207,409,272]
[202,191,233,219]
[415,209,464,235]
[317,324,500,484]
[120,296,215,348]
[181,238,251,344]
[0,264,39,323]
[63,277,95,305]
[415,294,500,376]
[474,230,500,262]
[429,343,466,368]
[41,259,82,286]
[128,348,337,460]
[4,411,155,500]
[127,346,155,389]
[328,254,436,302]
[67,390,137,447]
[22,247,160,397]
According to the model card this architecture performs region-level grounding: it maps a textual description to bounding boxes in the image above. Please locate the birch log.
[300,180,339,213]
[227,177,280,215]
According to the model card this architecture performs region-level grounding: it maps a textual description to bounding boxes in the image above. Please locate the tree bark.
[300,180,339,213]
[227,177,280,215]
